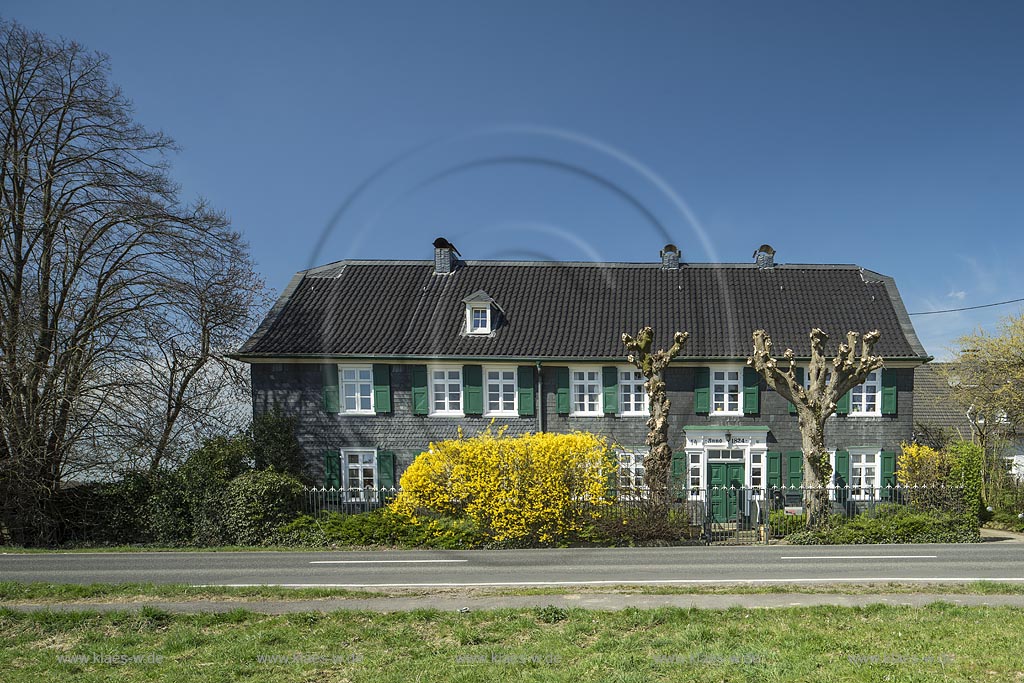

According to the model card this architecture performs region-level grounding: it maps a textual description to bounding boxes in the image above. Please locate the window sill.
[570,412,603,418]
[339,410,375,416]
[710,411,744,417]
[483,411,519,418]
[618,411,648,417]
[846,412,882,418]
[429,411,465,418]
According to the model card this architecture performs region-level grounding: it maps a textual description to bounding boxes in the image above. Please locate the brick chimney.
[660,244,680,270]
[433,237,461,275]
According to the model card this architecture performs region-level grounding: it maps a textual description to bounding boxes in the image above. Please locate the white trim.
[466,304,491,335]
[683,428,771,511]
[428,364,464,416]
[848,447,882,499]
[850,370,882,417]
[710,366,744,416]
[617,366,648,416]
[569,367,602,416]
[483,365,517,416]
[339,447,378,498]
[338,364,374,414]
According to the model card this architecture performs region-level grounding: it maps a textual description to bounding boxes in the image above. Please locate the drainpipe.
[535,360,544,433]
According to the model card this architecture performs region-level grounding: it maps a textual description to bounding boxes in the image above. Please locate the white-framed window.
[618,368,648,415]
[850,370,881,416]
[484,367,517,416]
[467,305,491,334]
[688,453,702,493]
[616,449,647,497]
[342,448,377,498]
[750,451,763,496]
[711,367,742,415]
[571,368,602,415]
[339,365,374,413]
[430,366,463,415]
[849,449,881,499]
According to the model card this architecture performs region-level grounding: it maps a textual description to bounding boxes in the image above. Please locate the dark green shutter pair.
[833,449,896,499]
[552,367,619,415]
[322,449,396,493]
[693,367,759,414]
[321,363,391,413]
[792,368,897,416]
[411,364,536,416]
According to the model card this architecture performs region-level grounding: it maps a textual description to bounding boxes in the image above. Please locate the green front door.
[708,461,744,521]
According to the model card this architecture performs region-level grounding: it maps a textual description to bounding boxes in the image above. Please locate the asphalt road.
[3,543,1024,587]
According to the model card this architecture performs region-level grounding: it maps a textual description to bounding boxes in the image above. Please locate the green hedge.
[786,505,980,545]
[275,509,485,549]
[225,470,306,546]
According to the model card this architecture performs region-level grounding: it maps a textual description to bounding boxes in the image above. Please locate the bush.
[896,442,950,486]
[786,504,980,544]
[274,509,486,549]
[251,407,308,483]
[224,469,305,546]
[768,509,807,537]
[587,500,698,546]
[391,428,615,546]
[947,441,985,521]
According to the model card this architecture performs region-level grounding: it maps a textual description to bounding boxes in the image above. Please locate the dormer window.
[462,289,501,336]
[469,306,490,334]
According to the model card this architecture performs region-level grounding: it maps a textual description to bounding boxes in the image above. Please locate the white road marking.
[204,577,1024,588]
[780,555,937,560]
[309,559,469,564]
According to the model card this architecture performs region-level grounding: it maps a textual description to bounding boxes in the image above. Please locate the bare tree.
[622,327,689,507]
[748,328,883,528]
[0,20,261,543]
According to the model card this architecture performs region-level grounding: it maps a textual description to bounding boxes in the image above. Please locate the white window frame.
[341,448,378,499]
[711,366,743,416]
[466,305,491,334]
[339,364,374,414]
[483,366,517,416]
[848,448,882,500]
[618,367,648,416]
[429,365,463,416]
[850,370,881,417]
[615,448,647,498]
[570,367,602,416]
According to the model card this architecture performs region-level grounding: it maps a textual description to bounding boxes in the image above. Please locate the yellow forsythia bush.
[896,442,950,486]
[391,427,616,545]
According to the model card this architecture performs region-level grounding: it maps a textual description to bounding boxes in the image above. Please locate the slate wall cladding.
[252,363,916,485]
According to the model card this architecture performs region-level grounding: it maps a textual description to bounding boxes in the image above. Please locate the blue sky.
[7,1,1024,359]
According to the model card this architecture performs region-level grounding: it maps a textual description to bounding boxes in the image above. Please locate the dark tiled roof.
[238,260,929,360]
[913,363,974,435]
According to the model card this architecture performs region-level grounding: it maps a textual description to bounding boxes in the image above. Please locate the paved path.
[6,592,1024,614]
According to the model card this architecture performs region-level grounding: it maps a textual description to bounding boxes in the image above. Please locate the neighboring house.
[234,239,931,514]
[914,362,1024,479]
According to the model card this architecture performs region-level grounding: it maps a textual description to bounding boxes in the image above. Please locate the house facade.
[235,240,931,513]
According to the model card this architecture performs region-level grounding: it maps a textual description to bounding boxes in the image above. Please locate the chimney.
[660,243,680,270]
[433,237,461,275]
[753,244,776,269]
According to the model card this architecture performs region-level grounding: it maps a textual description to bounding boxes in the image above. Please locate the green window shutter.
[555,367,570,414]
[606,457,619,498]
[372,364,391,413]
[377,450,396,503]
[517,366,535,416]
[323,450,341,488]
[411,365,428,415]
[785,451,804,489]
[767,451,782,490]
[835,450,850,504]
[743,366,760,414]
[693,367,710,413]
[881,450,897,499]
[672,451,687,492]
[602,366,618,414]
[321,364,340,414]
[881,368,897,415]
[836,390,851,415]
[463,365,483,415]
[789,367,804,415]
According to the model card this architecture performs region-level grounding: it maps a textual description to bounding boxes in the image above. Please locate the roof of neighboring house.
[236,259,930,361]
[913,363,974,437]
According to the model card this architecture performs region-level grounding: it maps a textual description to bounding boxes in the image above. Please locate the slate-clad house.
[235,240,930,517]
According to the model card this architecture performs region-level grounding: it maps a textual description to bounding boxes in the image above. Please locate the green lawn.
[2,604,1022,682]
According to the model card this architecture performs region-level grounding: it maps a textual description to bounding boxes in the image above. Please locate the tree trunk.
[798,407,832,529]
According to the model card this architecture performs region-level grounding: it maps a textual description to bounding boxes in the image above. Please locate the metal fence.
[300,484,967,545]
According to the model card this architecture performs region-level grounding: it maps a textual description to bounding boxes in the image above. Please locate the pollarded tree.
[748,328,884,528]
[622,327,690,507]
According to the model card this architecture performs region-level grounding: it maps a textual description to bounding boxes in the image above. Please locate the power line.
[909,297,1024,316]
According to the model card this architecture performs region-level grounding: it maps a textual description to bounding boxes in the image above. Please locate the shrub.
[224,469,305,545]
[896,442,950,486]
[786,504,980,544]
[251,407,308,483]
[947,440,985,521]
[768,509,807,537]
[391,428,615,546]
[274,509,486,549]
[588,500,698,546]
